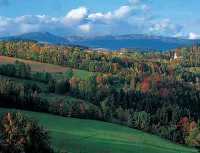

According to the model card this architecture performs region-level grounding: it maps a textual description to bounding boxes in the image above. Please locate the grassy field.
[0,108,197,153]
[53,69,92,80]
[0,56,92,80]
[0,56,67,73]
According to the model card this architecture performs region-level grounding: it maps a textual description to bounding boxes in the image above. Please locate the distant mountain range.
[0,32,68,45]
[1,32,200,51]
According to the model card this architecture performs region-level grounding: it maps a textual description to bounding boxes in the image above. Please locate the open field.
[53,69,92,80]
[0,108,197,153]
[0,56,92,80]
[0,56,67,72]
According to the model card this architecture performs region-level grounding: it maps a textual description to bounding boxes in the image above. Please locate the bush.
[133,111,150,130]
[0,112,54,153]
[55,80,70,94]
[65,68,73,79]
[48,79,56,93]
[115,107,130,122]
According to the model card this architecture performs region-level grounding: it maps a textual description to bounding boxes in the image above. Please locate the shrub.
[0,112,54,153]
[55,80,70,95]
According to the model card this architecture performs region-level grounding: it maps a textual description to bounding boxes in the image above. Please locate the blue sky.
[0,0,200,39]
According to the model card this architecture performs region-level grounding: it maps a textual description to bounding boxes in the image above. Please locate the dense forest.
[1,40,200,150]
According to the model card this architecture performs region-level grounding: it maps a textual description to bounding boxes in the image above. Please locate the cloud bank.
[189,32,200,40]
[0,0,198,38]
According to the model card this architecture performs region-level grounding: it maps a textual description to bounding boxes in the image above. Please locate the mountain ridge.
[1,32,200,51]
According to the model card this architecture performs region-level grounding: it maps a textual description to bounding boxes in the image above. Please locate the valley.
[0,40,200,152]
[1,1,200,153]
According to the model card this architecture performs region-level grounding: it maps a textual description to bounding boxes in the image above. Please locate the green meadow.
[0,108,197,153]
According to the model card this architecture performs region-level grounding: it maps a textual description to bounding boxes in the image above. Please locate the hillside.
[68,34,200,51]
[0,108,197,153]
[1,41,200,152]
[0,56,67,73]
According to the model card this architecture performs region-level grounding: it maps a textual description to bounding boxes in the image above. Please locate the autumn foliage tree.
[0,112,53,153]
[176,117,197,144]
[141,77,151,93]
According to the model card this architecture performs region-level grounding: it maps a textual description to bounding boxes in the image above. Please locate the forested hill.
[67,34,200,50]
[1,40,200,151]
[1,32,200,51]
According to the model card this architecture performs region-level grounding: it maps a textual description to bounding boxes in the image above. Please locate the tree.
[100,98,112,121]
[115,107,129,122]
[0,112,53,153]
[65,68,73,79]
[176,117,197,144]
[55,80,70,94]
[141,77,150,93]
[185,127,199,147]
[48,79,56,93]
[130,77,136,91]
[133,111,150,130]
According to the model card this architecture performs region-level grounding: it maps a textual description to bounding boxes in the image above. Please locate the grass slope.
[0,108,197,153]
[0,56,66,73]
[0,56,92,80]
[52,69,92,80]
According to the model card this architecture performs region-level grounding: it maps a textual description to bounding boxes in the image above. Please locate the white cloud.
[0,0,189,37]
[0,17,13,35]
[78,23,91,33]
[0,15,64,36]
[114,6,132,18]
[88,12,112,21]
[19,23,40,33]
[0,17,9,27]
[88,5,133,24]
[189,32,200,39]
[148,19,181,35]
[149,19,171,32]
[0,0,155,36]
[63,6,88,25]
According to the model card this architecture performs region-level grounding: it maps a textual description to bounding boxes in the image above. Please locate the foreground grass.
[0,108,197,153]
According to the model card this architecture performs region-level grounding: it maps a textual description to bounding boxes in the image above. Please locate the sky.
[0,0,200,39]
